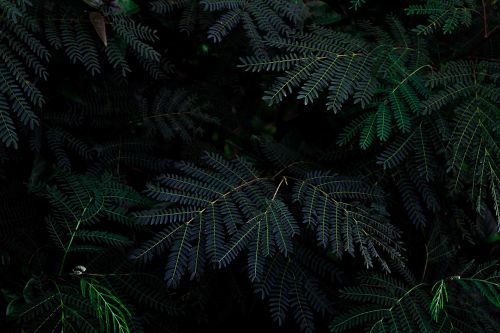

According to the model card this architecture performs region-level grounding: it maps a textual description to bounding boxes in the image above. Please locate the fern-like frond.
[137,87,219,143]
[406,0,476,35]
[241,18,430,150]
[429,261,500,324]
[294,170,402,271]
[239,27,369,112]
[36,3,162,78]
[134,152,403,288]
[133,152,298,286]
[74,230,134,248]
[332,260,500,332]
[424,61,499,225]
[151,0,191,14]
[7,279,100,332]
[255,253,330,333]
[345,16,431,147]
[397,171,428,226]
[330,273,435,332]
[81,278,132,333]
[377,120,440,181]
[201,0,305,55]
[33,170,146,273]
[46,127,93,171]
[0,93,18,148]
[0,1,47,148]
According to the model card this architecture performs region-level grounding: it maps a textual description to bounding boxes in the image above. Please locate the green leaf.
[376,102,392,141]
[81,278,132,333]
[360,113,376,149]
[429,280,448,321]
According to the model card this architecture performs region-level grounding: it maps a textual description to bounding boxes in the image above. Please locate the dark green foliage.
[424,60,500,224]
[405,0,476,35]
[6,278,101,332]
[36,1,161,77]
[0,0,163,150]
[255,252,331,333]
[150,0,210,35]
[429,261,500,324]
[131,151,400,327]
[1,1,499,332]
[330,266,500,332]
[133,153,400,286]
[80,278,132,333]
[330,272,435,332]
[32,170,147,273]
[0,1,47,148]
[239,26,371,111]
[201,0,305,56]
[138,87,219,143]
[241,16,431,149]
[294,170,402,270]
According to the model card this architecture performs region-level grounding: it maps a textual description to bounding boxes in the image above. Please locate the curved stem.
[59,197,94,275]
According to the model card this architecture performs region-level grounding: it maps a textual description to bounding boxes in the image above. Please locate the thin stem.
[59,197,94,275]
[482,0,489,38]
[391,65,432,94]
[487,23,500,38]
[272,176,288,200]
[422,243,429,282]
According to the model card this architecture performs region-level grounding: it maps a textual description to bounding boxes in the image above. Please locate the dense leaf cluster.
[0,0,499,332]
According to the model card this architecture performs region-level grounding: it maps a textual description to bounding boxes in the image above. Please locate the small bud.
[72,265,87,275]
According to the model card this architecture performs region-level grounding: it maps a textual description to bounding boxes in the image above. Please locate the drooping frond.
[396,171,429,226]
[241,17,430,149]
[294,170,402,271]
[131,151,402,329]
[405,0,476,35]
[0,1,48,148]
[423,60,500,226]
[377,120,440,180]
[134,152,402,285]
[201,0,306,55]
[45,127,94,171]
[36,1,162,78]
[239,27,370,112]
[332,260,500,333]
[330,272,435,332]
[150,0,207,35]
[7,280,100,332]
[81,278,132,333]
[429,261,500,329]
[338,16,431,148]
[137,87,219,143]
[254,253,332,333]
[7,273,142,333]
[132,152,298,286]
[108,13,162,78]
[32,170,147,272]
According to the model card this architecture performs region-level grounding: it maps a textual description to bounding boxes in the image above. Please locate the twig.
[482,0,489,38]
[272,176,288,200]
